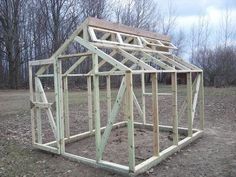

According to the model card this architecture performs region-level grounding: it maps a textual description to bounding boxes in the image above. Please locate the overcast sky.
[158,0,236,34]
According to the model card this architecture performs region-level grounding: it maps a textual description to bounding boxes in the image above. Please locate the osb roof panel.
[86,17,171,42]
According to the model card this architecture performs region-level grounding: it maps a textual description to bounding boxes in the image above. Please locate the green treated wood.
[141,51,175,70]
[53,58,62,154]
[35,77,57,138]
[106,75,111,121]
[74,36,130,71]
[93,54,102,162]
[187,72,193,137]
[63,76,70,138]
[29,65,36,144]
[87,76,93,133]
[35,78,42,144]
[171,72,178,145]
[117,48,156,71]
[126,71,135,172]
[151,73,159,156]
[141,67,146,124]
[200,72,205,130]
[100,78,126,157]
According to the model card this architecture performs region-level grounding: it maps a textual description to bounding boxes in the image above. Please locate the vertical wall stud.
[171,72,178,145]
[126,71,135,172]
[151,73,159,156]
[93,53,102,162]
[106,75,111,121]
[63,76,70,138]
[29,65,36,144]
[187,72,193,137]
[87,76,93,133]
[141,67,146,124]
[199,72,205,130]
[35,77,42,144]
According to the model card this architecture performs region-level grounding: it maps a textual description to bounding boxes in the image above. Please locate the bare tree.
[173,29,186,56]
[113,0,161,31]
[0,0,24,88]
[79,0,110,19]
[161,0,177,35]
[219,7,235,48]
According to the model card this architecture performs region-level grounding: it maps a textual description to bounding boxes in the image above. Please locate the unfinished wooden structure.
[29,17,204,176]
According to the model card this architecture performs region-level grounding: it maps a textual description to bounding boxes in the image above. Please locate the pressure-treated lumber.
[151,73,159,156]
[29,17,204,177]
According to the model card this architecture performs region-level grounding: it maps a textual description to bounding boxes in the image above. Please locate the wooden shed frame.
[29,17,204,176]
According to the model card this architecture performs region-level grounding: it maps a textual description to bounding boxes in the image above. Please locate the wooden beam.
[30,59,54,66]
[117,48,156,71]
[141,67,146,124]
[151,73,159,156]
[87,17,170,41]
[187,72,193,137]
[64,56,87,75]
[125,71,135,172]
[199,72,205,130]
[106,75,112,122]
[35,77,57,138]
[29,65,36,144]
[87,76,93,133]
[74,36,130,71]
[93,54,102,162]
[141,51,175,70]
[58,52,92,59]
[35,78,42,144]
[63,76,70,138]
[100,78,126,157]
[132,91,144,118]
[171,72,178,145]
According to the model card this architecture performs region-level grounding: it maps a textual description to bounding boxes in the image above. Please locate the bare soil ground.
[0,87,236,177]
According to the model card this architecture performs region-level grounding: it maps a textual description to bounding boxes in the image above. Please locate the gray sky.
[158,0,236,33]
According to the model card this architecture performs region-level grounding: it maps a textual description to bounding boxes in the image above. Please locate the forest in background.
[0,0,236,89]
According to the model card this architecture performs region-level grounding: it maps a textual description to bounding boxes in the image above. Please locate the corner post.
[54,57,64,154]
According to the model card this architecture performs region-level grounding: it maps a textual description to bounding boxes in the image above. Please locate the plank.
[151,73,159,156]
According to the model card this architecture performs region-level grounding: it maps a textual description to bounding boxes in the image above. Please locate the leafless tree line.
[190,8,236,86]
[0,0,180,89]
[0,0,235,88]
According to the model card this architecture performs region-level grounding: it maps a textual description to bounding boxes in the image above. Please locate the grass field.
[0,86,236,177]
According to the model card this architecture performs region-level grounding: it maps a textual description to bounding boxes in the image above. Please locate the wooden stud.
[187,72,193,137]
[199,72,205,130]
[171,72,178,145]
[35,77,42,144]
[106,75,111,121]
[151,73,159,156]
[29,65,36,144]
[141,67,146,124]
[125,71,135,172]
[93,53,102,162]
[87,76,93,133]
[63,76,70,138]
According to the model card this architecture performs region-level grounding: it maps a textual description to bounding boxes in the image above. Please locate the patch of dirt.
[0,87,236,177]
